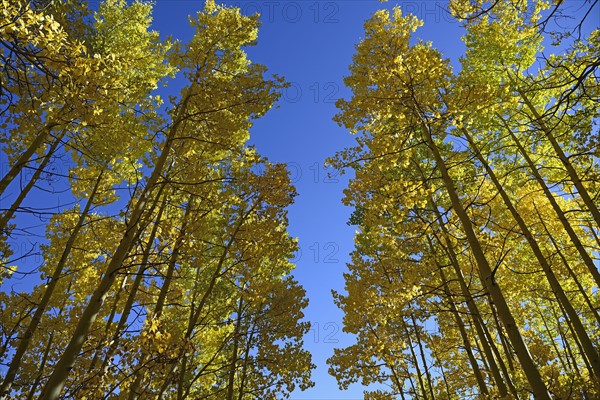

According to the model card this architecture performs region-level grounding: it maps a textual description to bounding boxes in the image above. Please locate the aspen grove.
[1,0,599,399]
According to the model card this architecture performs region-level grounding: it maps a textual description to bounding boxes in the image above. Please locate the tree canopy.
[0,1,313,398]
[328,0,600,398]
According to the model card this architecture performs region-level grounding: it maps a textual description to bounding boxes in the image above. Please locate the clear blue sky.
[151,1,464,397]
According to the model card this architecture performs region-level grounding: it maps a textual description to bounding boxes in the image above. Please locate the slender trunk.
[226,298,244,400]
[535,301,569,372]
[25,277,74,400]
[551,303,583,378]
[127,198,193,399]
[178,259,239,399]
[436,260,489,395]
[430,342,451,400]
[484,296,519,395]
[152,206,255,400]
[0,122,59,196]
[390,365,406,400]
[176,355,188,400]
[0,171,103,400]
[538,300,591,398]
[519,92,600,230]
[585,221,600,250]
[404,361,418,399]
[176,247,207,400]
[25,332,54,400]
[152,209,249,398]
[153,200,193,318]
[558,300,599,397]
[188,209,251,334]
[472,335,491,375]
[0,130,65,234]
[182,336,230,399]
[479,307,519,397]
[463,126,600,377]
[424,126,551,398]
[556,297,595,380]
[534,204,600,326]
[429,203,508,395]
[237,329,255,400]
[38,91,193,400]
[411,314,436,399]
[499,117,600,288]
[86,273,128,376]
[403,319,429,400]
[488,298,514,372]
[98,188,168,374]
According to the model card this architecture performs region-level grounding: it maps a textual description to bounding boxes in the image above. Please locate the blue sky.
[151,1,463,397]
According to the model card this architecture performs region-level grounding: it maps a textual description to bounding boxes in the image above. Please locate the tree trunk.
[424,126,551,399]
[0,171,103,400]
[237,328,255,400]
[429,202,509,395]
[411,314,436,400]
[98,189,168,375]
[402,318,429,400]
[462,126,600,378]
[0,130,65,234]
[37,91,193,400]
[153,199,193,318]
[154,210,249,397]
[488,298,514,372]
[435,258,489,395]
[520,92,600,230]
[0,122,59,196]
[534,204,600,326]
[499,117,600,288]
[479,302,519,397]
[226,297,245,400]
[127,197,193,399]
